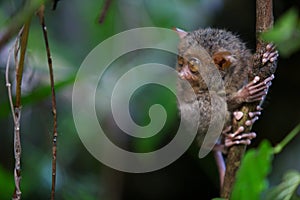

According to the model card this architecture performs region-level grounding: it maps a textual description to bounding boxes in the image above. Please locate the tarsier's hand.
[223,44,279,149]
[232,43,278,105]
[236,75,274,103]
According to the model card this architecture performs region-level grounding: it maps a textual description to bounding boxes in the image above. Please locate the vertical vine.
[10,20,31,200]
[98,0,113,24]
[37,5,58,200]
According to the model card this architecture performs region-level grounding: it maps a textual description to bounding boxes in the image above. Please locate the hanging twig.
[98,0,113,24]
[9,20,31,200]
[6,41,21,200]
[6,47,16,124]
[221,0,277,198]
[37,5,58,200]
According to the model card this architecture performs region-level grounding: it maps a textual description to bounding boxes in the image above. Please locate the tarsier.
[175,28,278,187]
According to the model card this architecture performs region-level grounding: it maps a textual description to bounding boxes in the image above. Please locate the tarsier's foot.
[223,107,262,147]
[262,43,279,64]
[213,107,261,189]
[237,75,274,103]
[224,126,256,147]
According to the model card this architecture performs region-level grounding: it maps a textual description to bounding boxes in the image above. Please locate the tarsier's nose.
[178,65,191,80]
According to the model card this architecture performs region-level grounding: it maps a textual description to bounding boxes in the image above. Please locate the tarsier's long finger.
[235,132,257,140]
[256,106,263,111]
[262,75,275,84]
[248,111,261,118]
[248,75,274,91]
[225,139,250,147]
[266,51,278,60]
[222,125,232,134]
[262,43,279,64]
[229,132,256,142]
[244,75,274,102]
[245,116,259,126]
[248,85,268,95]
[247,91,268,102]
[224,126,244,138]
[250,83,269,92]
[262,52,278,64]
[246,76,260,88]
[225,132,256,147]
[266,43,276,50]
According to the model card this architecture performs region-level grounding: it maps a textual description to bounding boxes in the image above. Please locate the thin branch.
[98,0,113,24]
[15,23,30,107]
[5,46,16,124]
[273,123,300,154]
[37,5,58,200]
[221,0,277,198]
[12,107,22,200]
[11,20,31,200]
[5,45,22,199]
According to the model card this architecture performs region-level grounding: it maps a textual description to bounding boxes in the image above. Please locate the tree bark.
[221,0,276,198]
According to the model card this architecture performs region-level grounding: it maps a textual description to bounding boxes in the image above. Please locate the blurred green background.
[0,0,300,199]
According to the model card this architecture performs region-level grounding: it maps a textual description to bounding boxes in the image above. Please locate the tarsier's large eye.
[188,57,200,73]
[177,56,184,67]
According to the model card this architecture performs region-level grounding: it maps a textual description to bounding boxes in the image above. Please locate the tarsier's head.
[174,28,237,86]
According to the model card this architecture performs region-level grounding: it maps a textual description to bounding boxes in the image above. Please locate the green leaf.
[262,8,300,57]
[230,140,274,200]
[265,171,300,200]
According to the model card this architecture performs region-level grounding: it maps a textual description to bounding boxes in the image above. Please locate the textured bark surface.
[221,0,277,198]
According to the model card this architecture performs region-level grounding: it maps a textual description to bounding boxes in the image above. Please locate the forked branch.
[8,20,31,200]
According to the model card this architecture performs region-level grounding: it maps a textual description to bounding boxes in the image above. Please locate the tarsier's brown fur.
[176,27,277,189]
[177,28,254,145]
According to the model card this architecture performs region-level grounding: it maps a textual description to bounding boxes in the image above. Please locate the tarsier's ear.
[173,27,188,39]
[212,51,236,70]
